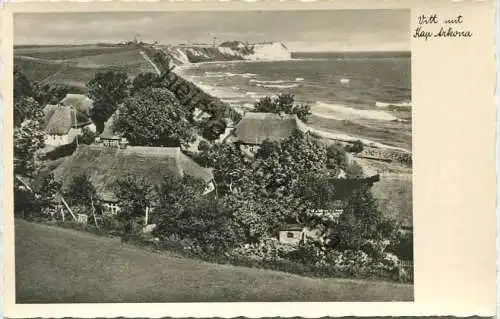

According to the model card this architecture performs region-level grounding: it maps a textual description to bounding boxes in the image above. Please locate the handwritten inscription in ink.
[414,14,472,41]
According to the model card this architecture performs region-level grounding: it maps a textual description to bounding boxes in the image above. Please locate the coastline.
[174,63,412,155]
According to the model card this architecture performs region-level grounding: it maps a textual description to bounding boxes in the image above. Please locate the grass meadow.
[15,219,413,303]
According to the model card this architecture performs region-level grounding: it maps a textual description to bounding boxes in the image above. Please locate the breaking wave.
[204,71,257,78]
[249,79,287,84]
[255,83,299,89]
[312,101,399,121]
[375,101,412,108]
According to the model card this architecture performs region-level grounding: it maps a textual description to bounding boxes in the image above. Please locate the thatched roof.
[53,145,213,202]
[281,223,303,231]
[231,112,307,145]
[43,105,91,135]
[60,94,93,114]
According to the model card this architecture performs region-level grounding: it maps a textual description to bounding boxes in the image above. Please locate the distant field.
[14,46,155,91]
[15,219,413,303]
[15,45,130,60]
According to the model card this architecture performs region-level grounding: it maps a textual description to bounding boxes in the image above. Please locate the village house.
[226,112,308,156]
[42,104,94,148]
[279,224,305,244]
[52,141,214,217]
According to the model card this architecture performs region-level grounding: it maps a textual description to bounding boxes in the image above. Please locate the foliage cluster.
[253,93,312,122]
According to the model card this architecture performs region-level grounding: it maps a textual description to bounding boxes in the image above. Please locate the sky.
[14,10,410,52]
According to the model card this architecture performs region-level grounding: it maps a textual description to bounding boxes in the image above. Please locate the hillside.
[15,219,413,303]
[14,45,156,92]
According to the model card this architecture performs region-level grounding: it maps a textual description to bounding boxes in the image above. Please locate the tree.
[253,94,312,122]
[14,180,41,219]
[113,175,154,239]
[295,172,336,210]
[201,117,227,141]
[14,119,45,177]
[345,140,364,154]
[131,72,164,95]
[14,96,43,128]
[253,131,327,197]
[87,71,129,132]
[155,173,206,215]
[114,87,196,147]
[32,82,69,105]
[199,143,249,195]
[197,140,211,153]
[152,50,171,71]
[14,66,33,101]
[37,173,62,215]
[153,173,208,239]
[172,198,238,253]
[64,173,98,208]
[328,185,399,256]
[326,143,348,175]
[223,193,285,244]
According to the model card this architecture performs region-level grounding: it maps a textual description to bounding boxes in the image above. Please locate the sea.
[178,52,412,151]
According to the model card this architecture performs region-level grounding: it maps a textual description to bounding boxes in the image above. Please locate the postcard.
[2,0,496,317]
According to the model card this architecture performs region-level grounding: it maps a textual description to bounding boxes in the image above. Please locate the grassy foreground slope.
[15,219,413,303]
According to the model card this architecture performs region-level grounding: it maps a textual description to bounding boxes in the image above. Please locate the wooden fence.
[400,259,414,282]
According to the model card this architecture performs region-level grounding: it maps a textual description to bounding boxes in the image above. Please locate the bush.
[345,140,364,153]
[42,140,77,161]
[79,127,96,145]
[100,215,123,236]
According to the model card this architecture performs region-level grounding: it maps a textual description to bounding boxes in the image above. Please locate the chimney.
[119,137,129,149]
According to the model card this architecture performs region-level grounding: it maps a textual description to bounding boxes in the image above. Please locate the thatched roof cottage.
[42,105,94,148]
[53,143,214,214]
[227,112,308,156]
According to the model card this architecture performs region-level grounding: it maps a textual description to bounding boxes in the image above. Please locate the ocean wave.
[295,77,305,82]
[249,79,288,84]
[255,83,299,89]
[312,101,398,121]
[375,101,412,108]
[240,73,257,78]
[204,71,257,78]
[195,83,241,99]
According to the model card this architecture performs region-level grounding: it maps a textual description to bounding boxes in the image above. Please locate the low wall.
[357,147,412,166]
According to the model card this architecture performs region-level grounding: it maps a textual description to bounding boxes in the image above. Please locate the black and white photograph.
[13,9,413,303]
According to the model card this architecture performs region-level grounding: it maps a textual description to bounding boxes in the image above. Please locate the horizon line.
[13,42,411,53]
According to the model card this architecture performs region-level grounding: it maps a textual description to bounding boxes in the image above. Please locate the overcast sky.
[14,10,410,52]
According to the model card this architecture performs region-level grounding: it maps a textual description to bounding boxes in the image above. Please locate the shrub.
[198,140,211,152]
[79,127,97,145]
[345,140,364,153]
[100,215,123,236]
[253,94,311,122]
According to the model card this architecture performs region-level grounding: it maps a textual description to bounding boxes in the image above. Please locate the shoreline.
[174,65,412,155]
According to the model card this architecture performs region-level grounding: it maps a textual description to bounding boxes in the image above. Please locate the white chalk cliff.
[162,41,291,65]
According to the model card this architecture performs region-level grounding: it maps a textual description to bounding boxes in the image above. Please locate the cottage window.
[287,232,294,238]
